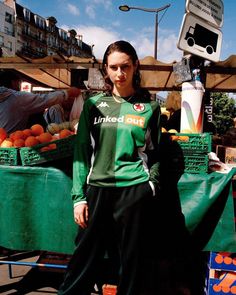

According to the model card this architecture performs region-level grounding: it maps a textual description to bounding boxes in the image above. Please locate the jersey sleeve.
[71,100,93,204]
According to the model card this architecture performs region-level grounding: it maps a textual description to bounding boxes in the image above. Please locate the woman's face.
[106,51,137,94]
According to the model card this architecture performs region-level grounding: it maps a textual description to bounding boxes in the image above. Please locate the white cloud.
[77,26,121,59]
[62,23,182,63]
[92,0,112,10]
[158,33,183,63]
[67,3,80,16]
[85,5,96,19]
[131,38,154,59]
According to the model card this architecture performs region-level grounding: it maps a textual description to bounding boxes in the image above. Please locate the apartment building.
[1,0,92,58]
[0,1,16,56]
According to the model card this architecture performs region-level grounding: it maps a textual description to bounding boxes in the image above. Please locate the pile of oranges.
[0,124,73,151]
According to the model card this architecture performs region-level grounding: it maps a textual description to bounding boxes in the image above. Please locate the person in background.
[165,91,181,132]
[0,70,80,133]
[58,40,161,295]
[43,98,74,125]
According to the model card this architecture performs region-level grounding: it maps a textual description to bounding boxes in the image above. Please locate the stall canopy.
[0,54,236,92]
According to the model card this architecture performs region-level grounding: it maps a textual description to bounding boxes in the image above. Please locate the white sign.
[186,0,224,27]
[21,82,32,92]
[177,13,222,62]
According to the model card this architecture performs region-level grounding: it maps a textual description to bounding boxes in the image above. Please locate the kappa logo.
[97,101,109,108]
[133,103,145,112]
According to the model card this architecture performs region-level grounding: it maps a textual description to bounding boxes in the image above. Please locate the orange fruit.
[22,129,32,137]
[13,138,25,147]
[51,135,60,141]
[30,124,44,136]
[38,132,52,143]
[0,127,7,144]
[25,136,40,147]
[1,138,13,148]
[178,135,189,142]
[48,143,57,150]
[40,146,50,152]
[59,129,71,139]
[10,130,25,141]
[170,135,179,141]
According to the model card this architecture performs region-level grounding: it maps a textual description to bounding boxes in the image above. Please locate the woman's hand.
[74,203,89,229]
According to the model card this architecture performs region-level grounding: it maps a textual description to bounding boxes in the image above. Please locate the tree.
[212,92,236,135]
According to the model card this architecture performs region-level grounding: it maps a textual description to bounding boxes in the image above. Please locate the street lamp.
[119,4,170,59]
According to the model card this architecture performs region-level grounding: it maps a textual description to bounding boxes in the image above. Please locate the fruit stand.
[1,54,236,293]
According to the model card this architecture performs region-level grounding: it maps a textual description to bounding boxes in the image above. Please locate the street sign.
[177,13,222,62]
[186,0,224,28]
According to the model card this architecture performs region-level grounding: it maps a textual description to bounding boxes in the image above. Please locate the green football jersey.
[72,92,161,204]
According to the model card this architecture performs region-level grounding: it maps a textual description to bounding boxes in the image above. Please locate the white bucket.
[180,81,205,133]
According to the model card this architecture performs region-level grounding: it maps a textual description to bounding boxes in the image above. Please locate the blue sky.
[18,0,235,63]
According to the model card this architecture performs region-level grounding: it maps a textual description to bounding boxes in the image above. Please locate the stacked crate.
[176,132,212,173]
[160,132,212,174]
[206,252,236,294]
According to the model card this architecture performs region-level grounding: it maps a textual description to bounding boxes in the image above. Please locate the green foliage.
[212,92,236,135]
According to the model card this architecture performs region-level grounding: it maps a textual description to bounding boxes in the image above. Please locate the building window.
[59,29,68,41]
[34,15,45,29]
[4,26,13,36]
[38,31,42,41]
[7,41,12,51]
[24,24,30,35]
[5,12,13,24]
[23,8,31,22]
[0,36,4,46]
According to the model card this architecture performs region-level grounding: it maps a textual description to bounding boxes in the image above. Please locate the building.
[1,0,92,58]
[0,1,16,56]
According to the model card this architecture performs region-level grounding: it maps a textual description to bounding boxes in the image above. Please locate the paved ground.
[0,249,106,294]
[0,250,66,294]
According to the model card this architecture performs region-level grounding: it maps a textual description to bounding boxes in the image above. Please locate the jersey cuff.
[74,201,87,208]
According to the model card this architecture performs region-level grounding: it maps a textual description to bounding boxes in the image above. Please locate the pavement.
[0,247,118,295]
[0,249,66,294]
[0,249,105,294]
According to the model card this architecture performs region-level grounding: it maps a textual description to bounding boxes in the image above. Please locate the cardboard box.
[216,145,236,167]
[209,252,236,272]
[206,252,236,294]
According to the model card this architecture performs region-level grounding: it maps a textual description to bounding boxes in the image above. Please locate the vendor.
[165,91,181,132]
[0,70,80,133]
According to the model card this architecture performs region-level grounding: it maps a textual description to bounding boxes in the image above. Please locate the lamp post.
[119,4,170,59]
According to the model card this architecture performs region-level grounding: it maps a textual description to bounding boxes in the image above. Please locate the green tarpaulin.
[0,165,235,254]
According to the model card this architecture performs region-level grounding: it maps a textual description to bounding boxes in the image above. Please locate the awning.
[1,54,236,92]
[0,55,96,89]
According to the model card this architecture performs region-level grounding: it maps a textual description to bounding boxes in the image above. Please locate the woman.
[165,91,181,132]
[58,40,161,295]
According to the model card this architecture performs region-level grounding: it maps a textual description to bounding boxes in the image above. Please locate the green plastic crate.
[183,154,209,174]
[0,147,19,166]
[176,132,212,154]
[20,135,75,166]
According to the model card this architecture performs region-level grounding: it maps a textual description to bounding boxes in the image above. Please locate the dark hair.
[102,40,141,93]
[0,70,21,88]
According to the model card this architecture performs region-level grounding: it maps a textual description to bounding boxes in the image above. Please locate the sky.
[17,0,236,63]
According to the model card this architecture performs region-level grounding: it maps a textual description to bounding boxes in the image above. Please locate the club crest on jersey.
[133,103,145,112]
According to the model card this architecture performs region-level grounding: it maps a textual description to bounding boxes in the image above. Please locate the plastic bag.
[69,93,84,122]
